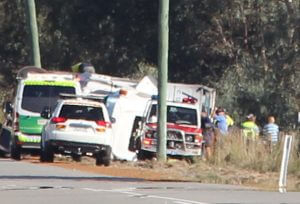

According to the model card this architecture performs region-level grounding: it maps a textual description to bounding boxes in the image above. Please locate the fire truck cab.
[136,96,203,160]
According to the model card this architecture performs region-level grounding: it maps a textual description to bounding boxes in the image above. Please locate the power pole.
[157,0,169,162]
[25,0,41,67]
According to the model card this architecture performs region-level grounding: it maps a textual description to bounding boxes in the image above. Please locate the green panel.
[19,115,45,134]
[24,80,76,87]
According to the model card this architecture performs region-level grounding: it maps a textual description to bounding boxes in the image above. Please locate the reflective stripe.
[24,80,76,87]
[17,134,41,143]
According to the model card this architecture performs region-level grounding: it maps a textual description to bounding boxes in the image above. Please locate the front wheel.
[137,149,154,161]
[11,139,21,161]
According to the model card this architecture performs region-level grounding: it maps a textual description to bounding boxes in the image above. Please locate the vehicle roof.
[21,72,76,82]
[151,100,199,109]
[58,98,103,107]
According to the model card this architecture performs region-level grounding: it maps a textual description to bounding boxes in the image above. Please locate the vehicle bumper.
[49,140,110,155]
[15,132,41,149]
[51,130,112,147]
[141,145,202,156]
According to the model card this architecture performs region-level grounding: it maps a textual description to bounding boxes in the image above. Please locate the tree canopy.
[0,0,299,128]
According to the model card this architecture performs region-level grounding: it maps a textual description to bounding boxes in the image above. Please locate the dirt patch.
[25,155,300,191]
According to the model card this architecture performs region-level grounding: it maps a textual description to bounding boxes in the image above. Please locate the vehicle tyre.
[96,146,111,166]
[95,153,103,166]
[185,156,198,164]
[137,149,153,161]
[11,140,21,161]
[40,142,54,163]
[102,146,112,166]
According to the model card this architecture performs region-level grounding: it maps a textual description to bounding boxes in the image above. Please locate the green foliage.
[0,0,298,128]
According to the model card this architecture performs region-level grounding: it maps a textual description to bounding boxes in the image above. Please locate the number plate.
[72,127,87,132]
[37,119,47,125]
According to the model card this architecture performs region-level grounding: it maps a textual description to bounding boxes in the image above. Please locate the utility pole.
[157,0,169,162]
[25,0,41,67]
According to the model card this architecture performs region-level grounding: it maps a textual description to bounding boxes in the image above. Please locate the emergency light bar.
[151,94,197,104]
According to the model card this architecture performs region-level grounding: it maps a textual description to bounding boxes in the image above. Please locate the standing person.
[214,107,228,135]
[201,111,215,159]
[201,111,211,129]
[71,62,95,87]
[202,121,215,160]
[263,116,279,147]
[224,109,234,128]
[71,62,95,73]
[241,113,260,141]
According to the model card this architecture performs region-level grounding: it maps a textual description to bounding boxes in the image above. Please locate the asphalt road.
[0,158,299,204]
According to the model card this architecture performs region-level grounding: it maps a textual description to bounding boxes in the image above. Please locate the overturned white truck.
[104,76,216,161]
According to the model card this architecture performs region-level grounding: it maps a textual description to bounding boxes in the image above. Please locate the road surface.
[0,158,299,204]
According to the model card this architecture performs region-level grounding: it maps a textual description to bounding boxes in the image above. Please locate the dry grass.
[197,129,300,191]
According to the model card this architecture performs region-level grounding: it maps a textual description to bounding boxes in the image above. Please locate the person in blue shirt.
[214,107,228,135]
[263,116,279,146]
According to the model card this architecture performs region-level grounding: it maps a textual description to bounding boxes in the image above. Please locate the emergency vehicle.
[135,84,215,159]
[0,67,81,160]
[105,78,216,161]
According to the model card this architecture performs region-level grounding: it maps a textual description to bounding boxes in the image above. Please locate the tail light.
[51,117,67,123]
[95,120,111,128]
[13,112,19,132]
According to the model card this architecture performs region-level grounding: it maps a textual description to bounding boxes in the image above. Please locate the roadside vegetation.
[125,129,300,191]
[42,129,300,191]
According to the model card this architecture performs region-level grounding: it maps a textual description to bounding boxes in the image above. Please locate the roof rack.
[59,93,105,102]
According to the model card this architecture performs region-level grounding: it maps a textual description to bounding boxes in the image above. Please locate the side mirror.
[3,101,13,114]
[40,106,51,119]
[110,117,116,123]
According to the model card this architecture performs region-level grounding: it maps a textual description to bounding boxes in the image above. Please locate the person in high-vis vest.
[71,62,95,87]
[241,113,260,141]
[225,111,234,128]
[71,62,95,73]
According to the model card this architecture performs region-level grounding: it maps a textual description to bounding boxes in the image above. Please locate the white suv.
[40,98,113,166]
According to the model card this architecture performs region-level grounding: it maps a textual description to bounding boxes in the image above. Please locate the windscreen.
[148,104,198,125]
[59,105,104,121]
[21,85,75,113]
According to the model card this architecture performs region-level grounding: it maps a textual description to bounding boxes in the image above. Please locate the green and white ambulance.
[0,67,81,160]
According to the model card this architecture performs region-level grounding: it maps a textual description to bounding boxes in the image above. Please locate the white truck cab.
[136,97,203,159]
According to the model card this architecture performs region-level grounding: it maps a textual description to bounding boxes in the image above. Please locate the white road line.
[174,201,198,204]
[148,195,208,204]
[82,188,209,204]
